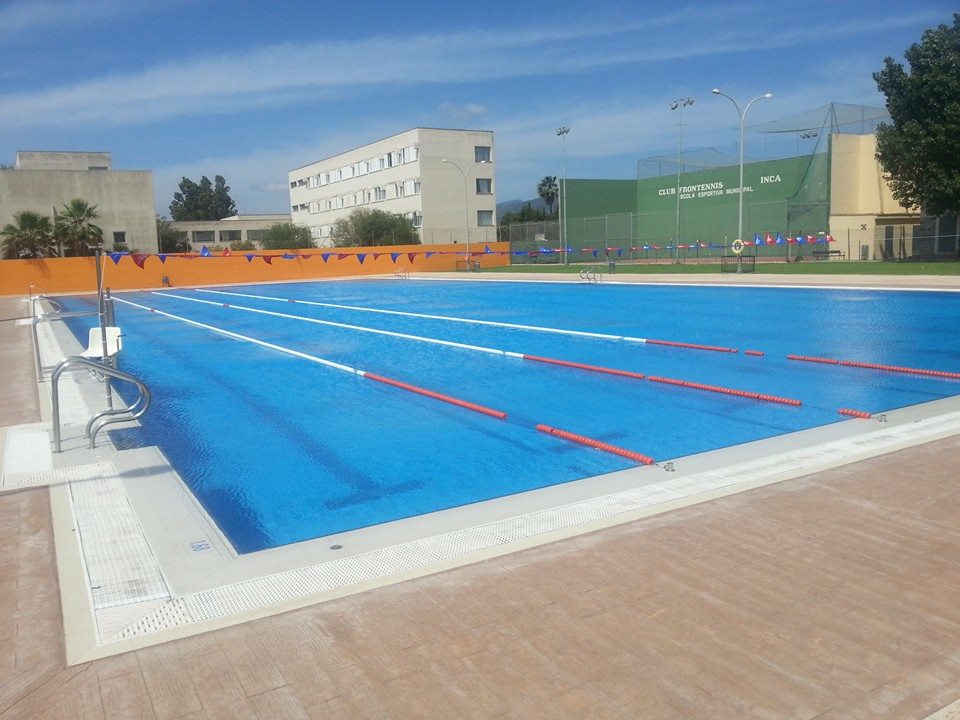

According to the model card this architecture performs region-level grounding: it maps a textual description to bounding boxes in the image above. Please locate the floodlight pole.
[441,158,489,270]
[670,97,694,264]
[556,126,570,265]
[711,89,772,244]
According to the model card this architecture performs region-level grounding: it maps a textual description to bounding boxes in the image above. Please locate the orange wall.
[0,243,511,295]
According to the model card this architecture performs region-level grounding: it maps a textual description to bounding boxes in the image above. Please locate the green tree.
[501,202,551,225]
[156,217,191,253]
[329,208,420,247]
[260,222,315,250]
[874,13,960,216]
[169,174,237,220]
[1,211,56,259]
[537,176,559,214]
[229,239,256,251]
[54,198,103,256]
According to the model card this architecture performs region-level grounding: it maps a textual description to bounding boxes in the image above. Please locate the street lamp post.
[711,89,772,244]
[441,158,489,270]
[669,97,694,264]
[556,126,570,265]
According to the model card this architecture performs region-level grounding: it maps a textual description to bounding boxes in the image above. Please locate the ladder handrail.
[579,266,602,283]
[50,356,152,452]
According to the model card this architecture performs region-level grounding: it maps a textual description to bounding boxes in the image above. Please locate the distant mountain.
[496,197,548,220]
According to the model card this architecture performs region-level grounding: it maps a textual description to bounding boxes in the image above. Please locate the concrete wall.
[828,134,919,260]
[16,151,111,171]
[0,157,158,253]
[0,242,511,295]
[418,128,496,246]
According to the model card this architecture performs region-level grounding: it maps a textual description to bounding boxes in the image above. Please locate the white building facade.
[288,128,496,246]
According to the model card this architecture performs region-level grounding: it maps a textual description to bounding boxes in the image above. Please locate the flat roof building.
[289,128,496,247]
[0,151,157,252]
[169,214,291,250]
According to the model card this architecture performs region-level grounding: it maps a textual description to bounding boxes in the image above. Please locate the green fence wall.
[563,153,830,247]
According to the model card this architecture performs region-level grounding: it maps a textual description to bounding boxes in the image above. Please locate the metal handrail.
[50,356,151,452]
[30,293,115,381]
[394,268,410,279]
[579,266,602,283]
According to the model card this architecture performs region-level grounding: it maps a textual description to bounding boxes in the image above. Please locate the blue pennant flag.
[390,252,400,263]
[357,253,367,264]
[775,232,784,245]
[200,245,212,257]
[616,248,623,257]
[109,252,123,265]
[796,233,806,244]
[157,254,167,264]
[642,245,651,251]
[753,233,762,246]
[282,253,296,259]
[592,249,599,258]
[244,254,255,263]
[484,244,491,254]
[321,253,332,262]
[425,252,435,258]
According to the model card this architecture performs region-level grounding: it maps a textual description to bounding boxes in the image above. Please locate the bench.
[811,250,845,260]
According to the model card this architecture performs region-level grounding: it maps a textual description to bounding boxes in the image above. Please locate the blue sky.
[0,0,952,214]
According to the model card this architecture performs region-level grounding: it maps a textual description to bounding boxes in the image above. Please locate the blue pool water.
[58,280,960,553]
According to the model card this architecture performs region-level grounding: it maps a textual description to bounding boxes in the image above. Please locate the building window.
[289,181,297,189]
[475,146,491,162]
[412,212,422,228]
[476,178,492,195]
[112,231,127,248]
[374,186,386,201]
[477,210,493,227]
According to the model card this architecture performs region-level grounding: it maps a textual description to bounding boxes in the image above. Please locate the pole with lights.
[669,97,694,263]
[556,126,570,265]
[710,89,772,244]
[441,158,489,269]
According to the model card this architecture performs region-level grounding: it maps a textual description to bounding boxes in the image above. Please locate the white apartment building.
[288,128,496,246]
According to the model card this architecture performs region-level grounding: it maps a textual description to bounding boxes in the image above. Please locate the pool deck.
[2,281,960,719]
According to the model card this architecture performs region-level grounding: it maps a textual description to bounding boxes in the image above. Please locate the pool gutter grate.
[107,407,960,642]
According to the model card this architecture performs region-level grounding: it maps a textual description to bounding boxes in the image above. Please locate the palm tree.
[537,176,559,214]
[55,198,103,256]
[1,211,56,259]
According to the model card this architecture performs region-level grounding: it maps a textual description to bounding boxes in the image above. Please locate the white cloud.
[0,0,167,36]
[438,102,488,122]
[3,2,926,130]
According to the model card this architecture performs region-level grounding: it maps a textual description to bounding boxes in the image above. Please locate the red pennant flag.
[407,252,417,263]
[222,249,231,257]
[131,253,149,269]
[373,253,383,260]
[765,233,774,245]
[262,255,273,264]
[338,253,349,260]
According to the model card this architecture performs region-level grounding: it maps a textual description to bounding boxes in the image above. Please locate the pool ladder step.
[50,357,152,452]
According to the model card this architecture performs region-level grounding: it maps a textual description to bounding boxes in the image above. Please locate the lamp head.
[669,101,678,110]
[763,93,773,99]
[711,88,721,94]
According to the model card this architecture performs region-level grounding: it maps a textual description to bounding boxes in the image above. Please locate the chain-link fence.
[501,213,960,265]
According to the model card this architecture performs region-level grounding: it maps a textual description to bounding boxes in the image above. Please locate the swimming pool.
[57,280,960,554]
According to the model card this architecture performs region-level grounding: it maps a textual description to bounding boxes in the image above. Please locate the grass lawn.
[485,260,960,275]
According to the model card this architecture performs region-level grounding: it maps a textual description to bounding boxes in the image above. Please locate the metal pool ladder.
[394,268,410,279]
[579,266,602,283]
[50,357,152,452]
